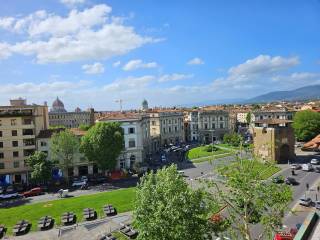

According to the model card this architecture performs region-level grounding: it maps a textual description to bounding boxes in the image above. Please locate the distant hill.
[247,85,320,103]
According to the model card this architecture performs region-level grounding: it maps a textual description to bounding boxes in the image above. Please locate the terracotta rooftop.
[97,112,142,121]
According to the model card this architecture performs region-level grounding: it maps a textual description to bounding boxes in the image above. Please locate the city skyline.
[0,0,319,110]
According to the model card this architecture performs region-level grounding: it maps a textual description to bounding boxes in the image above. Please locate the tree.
[223,133,243,147]
[292,110,320,141]
[26,151,53,184]
[50,130,79,181]
[246,112,252,125]
[80,122,124,171]
[79,124,92,131]
[208,159,292,240]
[134,165,212,240]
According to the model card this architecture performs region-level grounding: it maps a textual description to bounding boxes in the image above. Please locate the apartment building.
[49,97,95,128]
[0,98,48,185]
[187,109,230,143]
[36,128,98,178]
[97,112,150,170]
[157,111,184,146]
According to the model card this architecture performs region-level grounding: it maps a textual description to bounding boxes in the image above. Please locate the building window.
[0,152,3,158]
[13,151,19,157]
[41,141,47,147]
[12,130,18,136]
[204,123,208,130]
[130,155,136,168]
[13,161,19,168]
[128,127,135,134]
[0,163,4,169]
[168,120,171,124]
[175,126,177,132]
[0,131,2,137]
[220,123,224,129]
[23,129,34,136]
[163,128,166,133]
[23,118,32,125]
[12,141,18,147]
[0,120,2,126]
[212,123,216,129]
[120,158,125,169]
[169,127,171,133]
[128,139,136,148]
[11,119,17,126]
[0,142,2,148]
[220,116,223,121]
[152,121,156,126]
[24,139,35,146]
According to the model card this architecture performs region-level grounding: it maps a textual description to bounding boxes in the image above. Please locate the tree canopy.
[134,165,212,240]
[26,151,53,184]
[80,122,124,171]
[292,110,320,141]
[209,159,292,240]
[223,133,243,147]
[50,130,79,179]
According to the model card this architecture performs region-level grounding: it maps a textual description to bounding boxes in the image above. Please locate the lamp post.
[209,129,215,162]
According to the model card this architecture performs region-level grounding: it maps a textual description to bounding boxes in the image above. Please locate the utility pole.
[115,99,123,112]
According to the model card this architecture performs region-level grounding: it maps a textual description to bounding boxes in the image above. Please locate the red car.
[273,232,294,240]
[22,187,43,197]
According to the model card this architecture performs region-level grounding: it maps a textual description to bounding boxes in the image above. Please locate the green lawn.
[113,231,129,240]
[186,145,233,161]
[0,187,136,234]
[191,153,234,163]
[215,143,240,150]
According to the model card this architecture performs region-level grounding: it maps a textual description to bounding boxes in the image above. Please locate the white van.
[302,163,313,171]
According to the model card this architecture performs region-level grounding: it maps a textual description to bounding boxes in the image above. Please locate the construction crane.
[115,99,123,112]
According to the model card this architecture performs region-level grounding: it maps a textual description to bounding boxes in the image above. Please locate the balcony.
[22,129,34,136]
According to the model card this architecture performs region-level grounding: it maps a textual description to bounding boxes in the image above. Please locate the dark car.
[285,177,299,185]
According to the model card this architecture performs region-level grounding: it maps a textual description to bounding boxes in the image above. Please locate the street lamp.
[208,129,215,162]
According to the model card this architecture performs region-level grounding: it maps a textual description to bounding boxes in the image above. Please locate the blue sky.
[0,0,319,110]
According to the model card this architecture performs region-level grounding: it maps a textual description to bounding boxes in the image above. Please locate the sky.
[0,0,319,111]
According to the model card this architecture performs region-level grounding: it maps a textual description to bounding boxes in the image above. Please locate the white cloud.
[0,17,15,30]
[0,43,12,59]
[271,72,320,85]
[228,55,299,76]
[187,57,204,65]
[103,75,155,91]
[158,73,194,82]
[122,59,158,71]
[60,0,86,7]
[82,62,105,74]
[0,4,159,63]
[113,61,121,67]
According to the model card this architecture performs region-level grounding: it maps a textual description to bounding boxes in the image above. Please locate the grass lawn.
[215,143,240,150]
[219,160,280,180]
[186,145,232,161]
[0,187,135,235]
[191,152,234,163]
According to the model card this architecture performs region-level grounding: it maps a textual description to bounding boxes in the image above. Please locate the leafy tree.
[80,122,124,171]
[50,130,79,180]
[208,159,292,240]
[79,124,92,131]
[246,112,252,125]
[223,133,243,147]
[134,165,212,240]
[252,104,261,110]
[26,151,53,184]
[292,110,320,141]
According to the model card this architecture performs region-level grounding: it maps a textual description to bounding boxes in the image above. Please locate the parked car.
[71,179,87,187]
[299,198,312,207]
[272,176,284,184]
[273,231,294,240]
[302,163,313,171]
[315,167,320,173]
[285,177,299,185]
[22,187,43,198]
[161,155,166,162]
[290,164,301,170]
[0,189,21,200]
[311,159,320,165]
[0,186,4,194]
[315,201,320,210]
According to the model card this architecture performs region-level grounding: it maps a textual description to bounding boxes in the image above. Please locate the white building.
[96,112,150,169]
